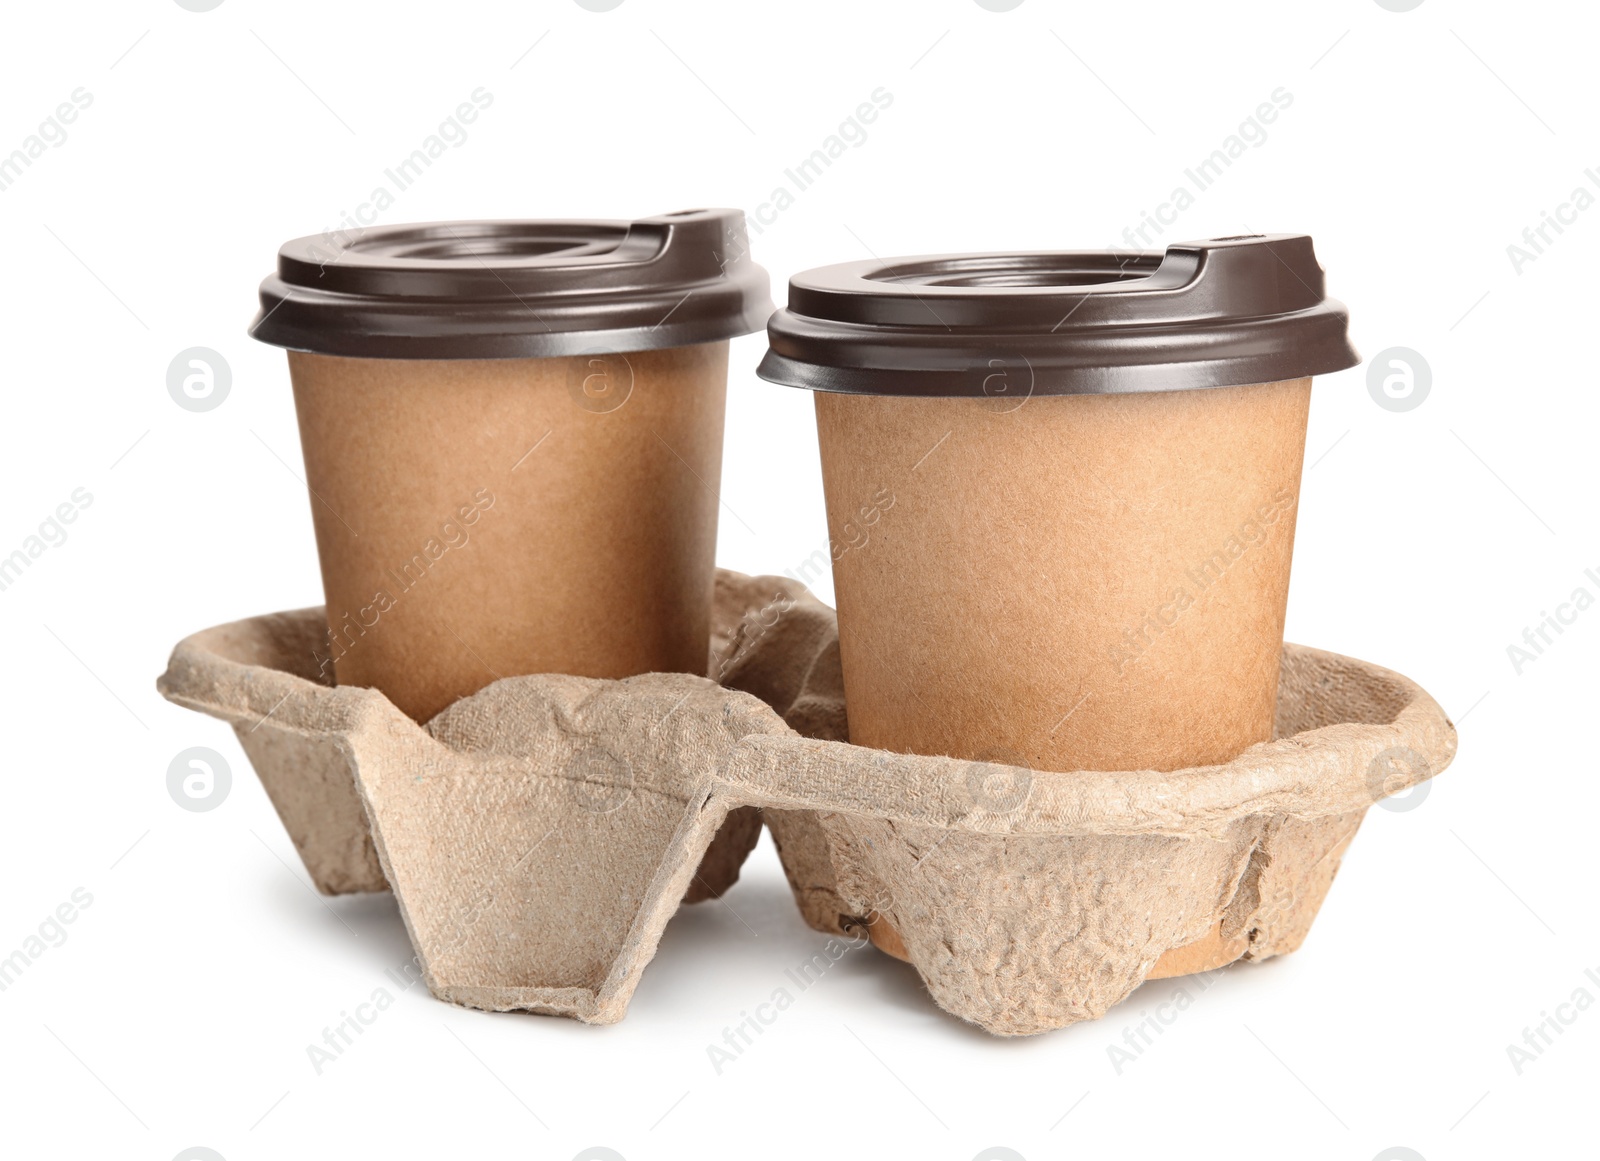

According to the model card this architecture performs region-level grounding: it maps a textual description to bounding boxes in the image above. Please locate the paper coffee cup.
[759,235,1359,775]
[764,235,1358,975]
[251,211,771,721]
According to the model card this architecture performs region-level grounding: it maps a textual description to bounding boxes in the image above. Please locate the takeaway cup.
[250,210,771,721]
[759,234,1359,775]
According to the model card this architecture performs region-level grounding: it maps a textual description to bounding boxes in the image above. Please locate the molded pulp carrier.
[156,571,1455,1036]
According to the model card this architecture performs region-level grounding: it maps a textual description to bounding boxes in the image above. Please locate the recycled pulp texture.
[148,575,766,900]
[813,378,1313,773]
[158,571,1455,1035]
[288,342,729,722]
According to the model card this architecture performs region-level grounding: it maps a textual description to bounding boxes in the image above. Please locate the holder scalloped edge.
[156,571,1456,1036]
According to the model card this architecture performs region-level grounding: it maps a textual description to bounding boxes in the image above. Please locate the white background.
[1,1,1594,1158]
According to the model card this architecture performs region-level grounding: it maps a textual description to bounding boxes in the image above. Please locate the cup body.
[289,342,728,721]
[814,377,1311,772]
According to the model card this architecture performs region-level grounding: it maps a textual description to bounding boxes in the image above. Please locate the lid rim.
[260,314,767,362]
[757,346,1361,397]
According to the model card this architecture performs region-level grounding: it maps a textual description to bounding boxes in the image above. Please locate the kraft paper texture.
[814,379,1313,773]
[288,342,728,722]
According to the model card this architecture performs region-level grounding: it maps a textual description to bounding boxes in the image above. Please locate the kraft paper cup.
[252,211,771,720]
[761,235,1359,972]
[288,344,728,722]
[812,377,1311,772]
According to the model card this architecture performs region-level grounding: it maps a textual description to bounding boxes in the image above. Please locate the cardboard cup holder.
[157,570,1455,1036]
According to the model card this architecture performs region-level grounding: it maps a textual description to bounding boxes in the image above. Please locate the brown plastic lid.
[249,209,771,360]
[757,234,1359,396]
